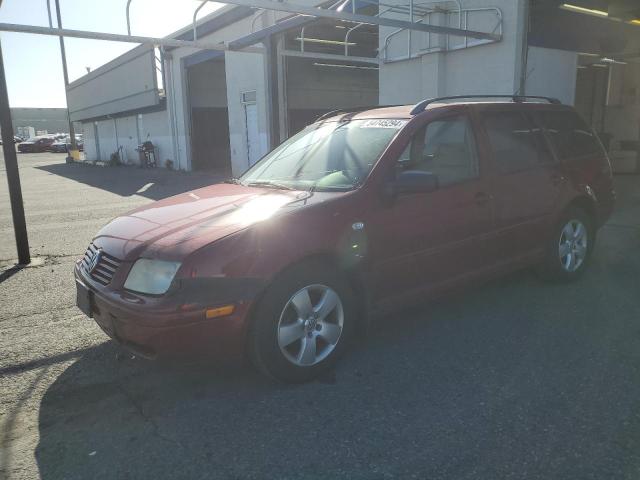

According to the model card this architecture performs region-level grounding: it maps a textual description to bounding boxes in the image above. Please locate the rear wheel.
[537,207,594,282]
[248,263,356,383]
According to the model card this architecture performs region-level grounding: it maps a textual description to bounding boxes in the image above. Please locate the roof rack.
[409,95,562,115]
[316,105,399,122]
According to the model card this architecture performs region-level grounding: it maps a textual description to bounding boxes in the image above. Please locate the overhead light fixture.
[631,19,640,25]
[591,63,608,68]
[295,37,356,46]
[560,4,608,17]
[313,62,379,70]
[601,57,627,65]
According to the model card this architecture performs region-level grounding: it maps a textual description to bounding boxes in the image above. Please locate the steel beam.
[0,23,263,52]
[54,0,77,152]
[0,40,30,265]
[204,0,501,41]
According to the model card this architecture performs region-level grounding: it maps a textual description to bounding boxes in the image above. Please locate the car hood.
[93,183,339,261]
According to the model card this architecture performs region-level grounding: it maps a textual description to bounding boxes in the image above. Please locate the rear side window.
[536,110,602,159]
[481,111,554,173]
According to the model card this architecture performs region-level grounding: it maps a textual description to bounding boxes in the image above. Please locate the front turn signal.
[205,304,235,319]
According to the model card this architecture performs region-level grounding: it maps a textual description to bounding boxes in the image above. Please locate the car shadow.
[36,162,228,201]
[34,261,640,479]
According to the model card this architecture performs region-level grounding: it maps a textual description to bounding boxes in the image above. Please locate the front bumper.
[74,263,256,364]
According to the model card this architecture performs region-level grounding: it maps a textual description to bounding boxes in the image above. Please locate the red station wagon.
[75,95,615,382]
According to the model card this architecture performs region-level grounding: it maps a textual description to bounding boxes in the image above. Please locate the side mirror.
[386,170,439,197]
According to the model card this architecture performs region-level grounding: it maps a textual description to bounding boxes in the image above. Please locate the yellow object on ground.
[70,149,81,161]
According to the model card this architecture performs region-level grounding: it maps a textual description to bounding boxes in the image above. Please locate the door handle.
[550,173,566,186]
[474,192,491,206]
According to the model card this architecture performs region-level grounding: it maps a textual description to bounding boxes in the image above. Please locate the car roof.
[319,100,574,123]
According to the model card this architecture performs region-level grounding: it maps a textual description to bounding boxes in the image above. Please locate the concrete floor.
[1,150,640,479]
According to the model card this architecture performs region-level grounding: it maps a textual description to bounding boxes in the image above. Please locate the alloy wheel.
[277,284,344,367]
[559,219,588,273]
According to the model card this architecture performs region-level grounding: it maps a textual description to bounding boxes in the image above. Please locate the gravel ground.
[1,150,640,480]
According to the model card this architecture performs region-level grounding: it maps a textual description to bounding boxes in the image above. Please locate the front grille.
[82,243,121,286]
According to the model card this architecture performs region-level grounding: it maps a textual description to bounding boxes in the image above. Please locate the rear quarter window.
[536,110,603,160]
[481,111,554,174]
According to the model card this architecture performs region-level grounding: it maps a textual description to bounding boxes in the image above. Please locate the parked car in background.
[17,136,56,153]
[75,95,615,383]
[49,136,85,153]
[49,138,70,153]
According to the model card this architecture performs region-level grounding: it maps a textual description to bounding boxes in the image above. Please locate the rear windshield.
[536,110,603,159]
[240,119,406,191]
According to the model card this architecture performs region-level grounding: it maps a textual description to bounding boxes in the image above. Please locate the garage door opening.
[187,57,231,173]
[575,53,640,173]
[282,19,379,135]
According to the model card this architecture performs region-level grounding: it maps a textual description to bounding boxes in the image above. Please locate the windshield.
[239,119,406,192]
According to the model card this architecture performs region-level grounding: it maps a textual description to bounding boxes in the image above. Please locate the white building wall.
[525,47,578,105]
[114,116,137,165]
[96,119,117,162]
[379,0,527,105]
[139,110,173,168]
[83,122,99,160]
[81,109,171,166]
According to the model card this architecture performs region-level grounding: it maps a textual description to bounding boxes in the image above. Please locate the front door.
[368,112,496,306]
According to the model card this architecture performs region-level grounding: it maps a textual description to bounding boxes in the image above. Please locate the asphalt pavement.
[1,150,640,479]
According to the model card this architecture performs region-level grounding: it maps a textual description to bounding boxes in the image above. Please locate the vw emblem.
[87,249,102,274]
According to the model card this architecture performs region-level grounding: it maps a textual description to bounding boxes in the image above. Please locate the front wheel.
[537,207,594,282]
[248,263,356,383]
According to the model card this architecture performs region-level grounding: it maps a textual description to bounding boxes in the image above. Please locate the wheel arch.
[246,252,371,344]
[565,194,597,226]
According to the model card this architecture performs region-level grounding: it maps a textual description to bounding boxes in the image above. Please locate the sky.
[0,0,223,107]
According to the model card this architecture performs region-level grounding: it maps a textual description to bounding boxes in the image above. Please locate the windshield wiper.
[245,180,296,191]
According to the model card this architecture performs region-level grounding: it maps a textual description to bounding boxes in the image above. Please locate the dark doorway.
[187,58,231,173]
[574,64,609,133]
[190,107,230,172]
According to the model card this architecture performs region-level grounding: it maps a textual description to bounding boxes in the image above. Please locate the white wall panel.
[67,46,159,122]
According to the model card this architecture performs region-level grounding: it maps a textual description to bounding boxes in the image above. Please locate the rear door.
[369,110,497,305]
[477,106,564,262]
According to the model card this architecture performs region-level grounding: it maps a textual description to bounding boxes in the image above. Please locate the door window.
[481,111,554,173]
[397,116,479,187]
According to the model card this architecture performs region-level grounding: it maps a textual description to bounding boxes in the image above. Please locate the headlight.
[124,259,181,295]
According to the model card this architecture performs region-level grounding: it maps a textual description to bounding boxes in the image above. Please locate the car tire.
[537,206,595,282]
[248,261,357,383]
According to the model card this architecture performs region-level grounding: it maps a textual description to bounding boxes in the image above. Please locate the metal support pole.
[193,0,208,41]
[46,0,53,28]
[0,40,30,265]
[126,0,133,35]
[53,0,77,152]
